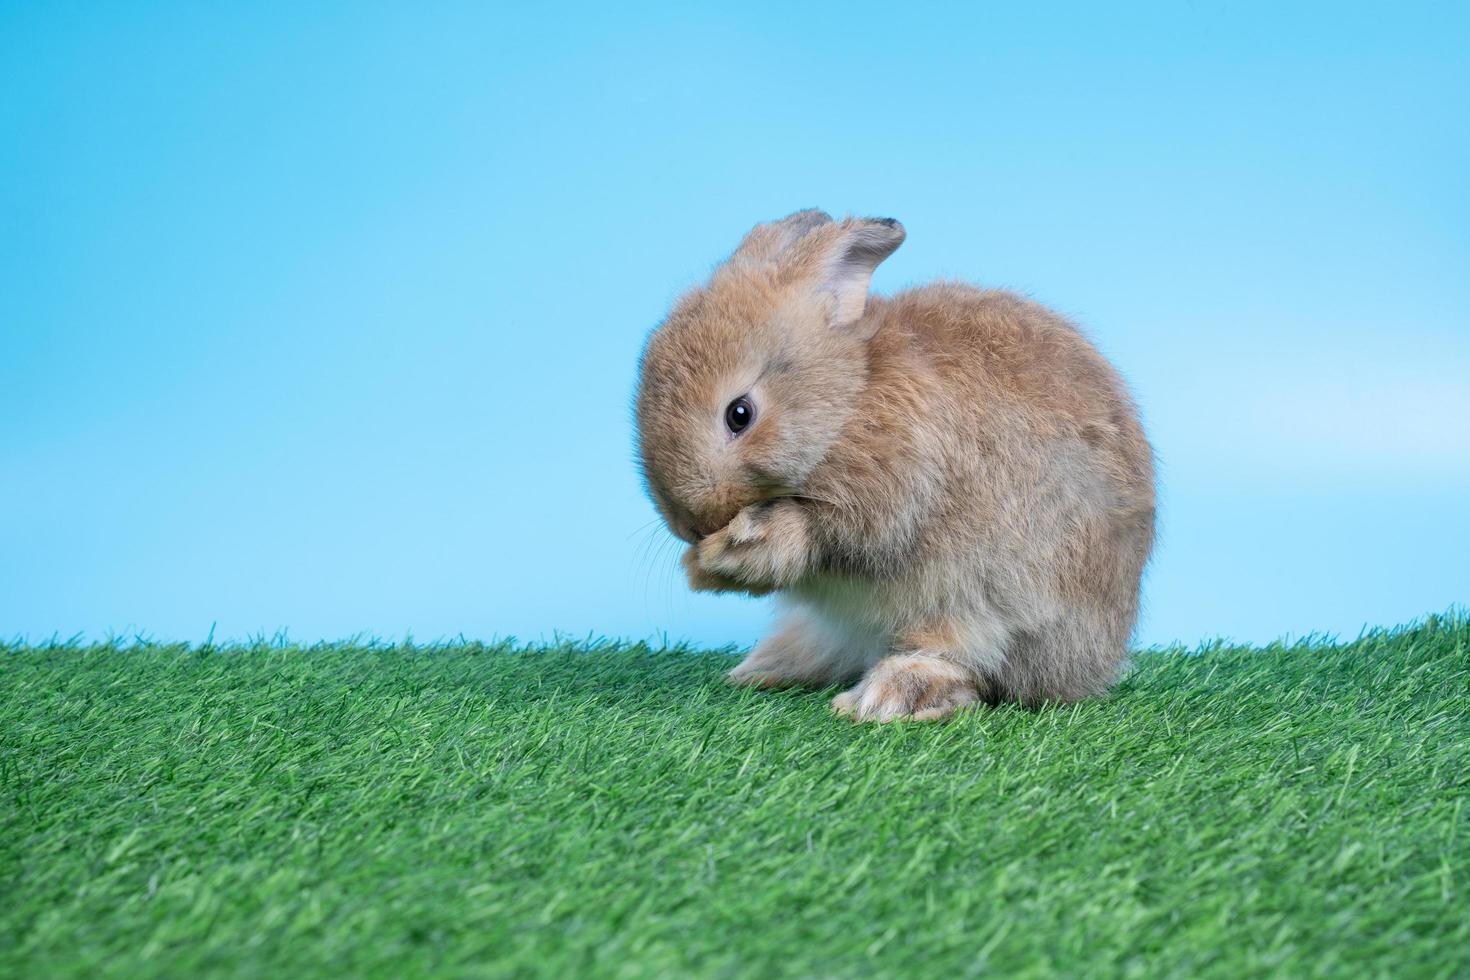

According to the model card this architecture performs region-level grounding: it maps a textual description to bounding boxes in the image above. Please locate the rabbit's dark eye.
[725,396,755,435]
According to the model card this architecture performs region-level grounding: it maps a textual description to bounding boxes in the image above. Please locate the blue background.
[3,2,1466,649]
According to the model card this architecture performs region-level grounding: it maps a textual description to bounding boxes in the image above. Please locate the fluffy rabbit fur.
[636,210,1155,722]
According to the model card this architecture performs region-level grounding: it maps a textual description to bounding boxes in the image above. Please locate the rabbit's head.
[636,210,905,543]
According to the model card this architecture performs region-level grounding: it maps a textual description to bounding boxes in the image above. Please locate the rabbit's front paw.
[697,499,810,591]
[832,654,981,723]
[682,546,774,596]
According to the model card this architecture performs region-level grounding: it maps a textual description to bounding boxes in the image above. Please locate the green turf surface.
[3,613,1467,978]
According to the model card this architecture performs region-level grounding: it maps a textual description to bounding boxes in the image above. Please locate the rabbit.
[635,209,1155,722]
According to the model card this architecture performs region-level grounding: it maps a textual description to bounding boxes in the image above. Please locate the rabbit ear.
[730,209,833,265]
[801,217,906,330]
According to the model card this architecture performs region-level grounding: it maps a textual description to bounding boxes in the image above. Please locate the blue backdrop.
[3,2,1466,648]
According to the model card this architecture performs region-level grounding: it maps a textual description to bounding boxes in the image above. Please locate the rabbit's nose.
[692,504,741,540]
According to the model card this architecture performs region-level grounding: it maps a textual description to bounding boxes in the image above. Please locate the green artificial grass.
[3,613,1468,978]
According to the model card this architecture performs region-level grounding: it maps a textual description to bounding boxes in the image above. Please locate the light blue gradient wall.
[3,2,1466,648]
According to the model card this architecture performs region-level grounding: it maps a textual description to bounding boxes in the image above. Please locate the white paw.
[831,654,980,723]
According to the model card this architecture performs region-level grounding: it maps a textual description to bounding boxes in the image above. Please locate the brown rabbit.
[635,210,1155,722]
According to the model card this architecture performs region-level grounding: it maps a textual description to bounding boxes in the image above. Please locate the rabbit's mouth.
[670,513,705,545]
